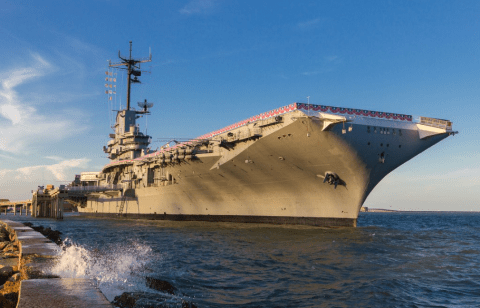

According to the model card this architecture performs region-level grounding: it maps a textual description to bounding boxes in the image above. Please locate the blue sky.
[0,0,478,211]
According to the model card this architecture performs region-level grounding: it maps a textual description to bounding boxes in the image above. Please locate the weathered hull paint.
[78,107,452,228]
[80,212,357,227]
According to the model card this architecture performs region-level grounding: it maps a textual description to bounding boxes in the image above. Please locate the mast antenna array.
[109,41,152,110]
[138,99,154,135]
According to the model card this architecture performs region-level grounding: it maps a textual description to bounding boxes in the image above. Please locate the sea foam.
[50,238,154,301]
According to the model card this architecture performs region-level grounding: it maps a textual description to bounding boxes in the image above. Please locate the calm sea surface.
[4,212,480,307]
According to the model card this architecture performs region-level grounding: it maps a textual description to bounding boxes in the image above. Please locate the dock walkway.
[18,278,113,308]
[0,219,113,308]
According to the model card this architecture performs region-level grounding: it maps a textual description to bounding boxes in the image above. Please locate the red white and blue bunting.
[103,102,412,170]
[295,103,413,121]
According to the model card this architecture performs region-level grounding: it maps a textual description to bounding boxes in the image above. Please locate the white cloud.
[301,68,335,76]
[300,56,341,77]
[297,18,321,30]
[31,52,51,67]
[0,158,90,200]
[13,158,89,181]
[325,55,338,62]
[179,0,217,15]
[301,71,320,76]
[0,53,86,154]
[63,36,103,56]
[45,156,64,161]
[0,103,22,124]
[46,159,89,181]
[0,152,19,161]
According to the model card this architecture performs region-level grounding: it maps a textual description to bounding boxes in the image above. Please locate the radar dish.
[138,99,154,113]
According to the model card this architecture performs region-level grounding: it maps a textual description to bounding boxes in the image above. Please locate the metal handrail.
[67,184,123,192]
[419,117,453,130]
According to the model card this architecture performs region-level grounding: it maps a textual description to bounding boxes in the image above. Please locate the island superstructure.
[73,43,456,227]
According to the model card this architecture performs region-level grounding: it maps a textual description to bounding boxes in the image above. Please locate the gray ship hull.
[78,105,452,227]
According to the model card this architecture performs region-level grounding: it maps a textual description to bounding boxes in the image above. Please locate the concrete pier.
[18,279,113,308]
[32,186,65,219]
[0,200,32,216]
[0,219,113,308]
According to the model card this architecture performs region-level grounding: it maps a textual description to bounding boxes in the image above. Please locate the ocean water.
[4,212,480,307]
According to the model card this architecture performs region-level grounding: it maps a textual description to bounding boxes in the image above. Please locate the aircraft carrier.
[74,43,456,227]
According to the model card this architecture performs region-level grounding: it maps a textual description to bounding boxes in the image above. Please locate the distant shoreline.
[362,209,480,213]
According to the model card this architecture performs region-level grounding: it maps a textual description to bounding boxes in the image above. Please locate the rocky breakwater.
[0,220,112,308]
[0,223,27,308]
[113,276,198,308]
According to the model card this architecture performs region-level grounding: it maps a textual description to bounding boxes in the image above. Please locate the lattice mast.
[103,42,154,161]
[109,41,152,110]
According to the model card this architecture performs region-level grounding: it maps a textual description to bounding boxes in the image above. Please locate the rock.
[8,233,16,242]
[32,226,44,233]
[45,229,62,245]
[22,222,33,227]
[0,258,17,268]
[0,266,13,277]
[0,266,14,285]
[30,225,62,245]
[112,292,138,308]
[0,228,9,242]
[2,290,18,306]
[3,252,19,258]
[0,294,15,308]
[182,300,198,308]
[112,292,198,308]
[0,277,8,286]
[7,273,21,282]
[145,277,176,295]
[2,243,16,253]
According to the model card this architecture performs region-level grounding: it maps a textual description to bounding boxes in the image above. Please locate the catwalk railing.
[67,184,123,192]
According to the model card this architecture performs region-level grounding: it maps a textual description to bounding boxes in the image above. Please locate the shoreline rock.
[113,276,198,308]
[113,291,198,308]
[146,276,177,295]
[0,224,21,308]
[0,293,15,308]
[23,222,63,245]
[0,222,63,307]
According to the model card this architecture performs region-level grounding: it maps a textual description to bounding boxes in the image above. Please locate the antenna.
[137,99,154,114]
[108,41,152,110]
[307,96,310,115]
[137,99,154,134]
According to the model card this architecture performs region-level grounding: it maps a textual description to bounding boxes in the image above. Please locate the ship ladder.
[118,195,127,215]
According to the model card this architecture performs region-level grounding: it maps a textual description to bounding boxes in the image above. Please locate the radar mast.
[109,41,152,110]
[103,42,154,161]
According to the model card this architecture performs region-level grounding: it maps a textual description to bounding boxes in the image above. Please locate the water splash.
[50,238,154,301]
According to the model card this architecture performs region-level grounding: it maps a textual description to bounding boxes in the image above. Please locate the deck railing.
[67,184,123,192]
[419,117,452,130]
